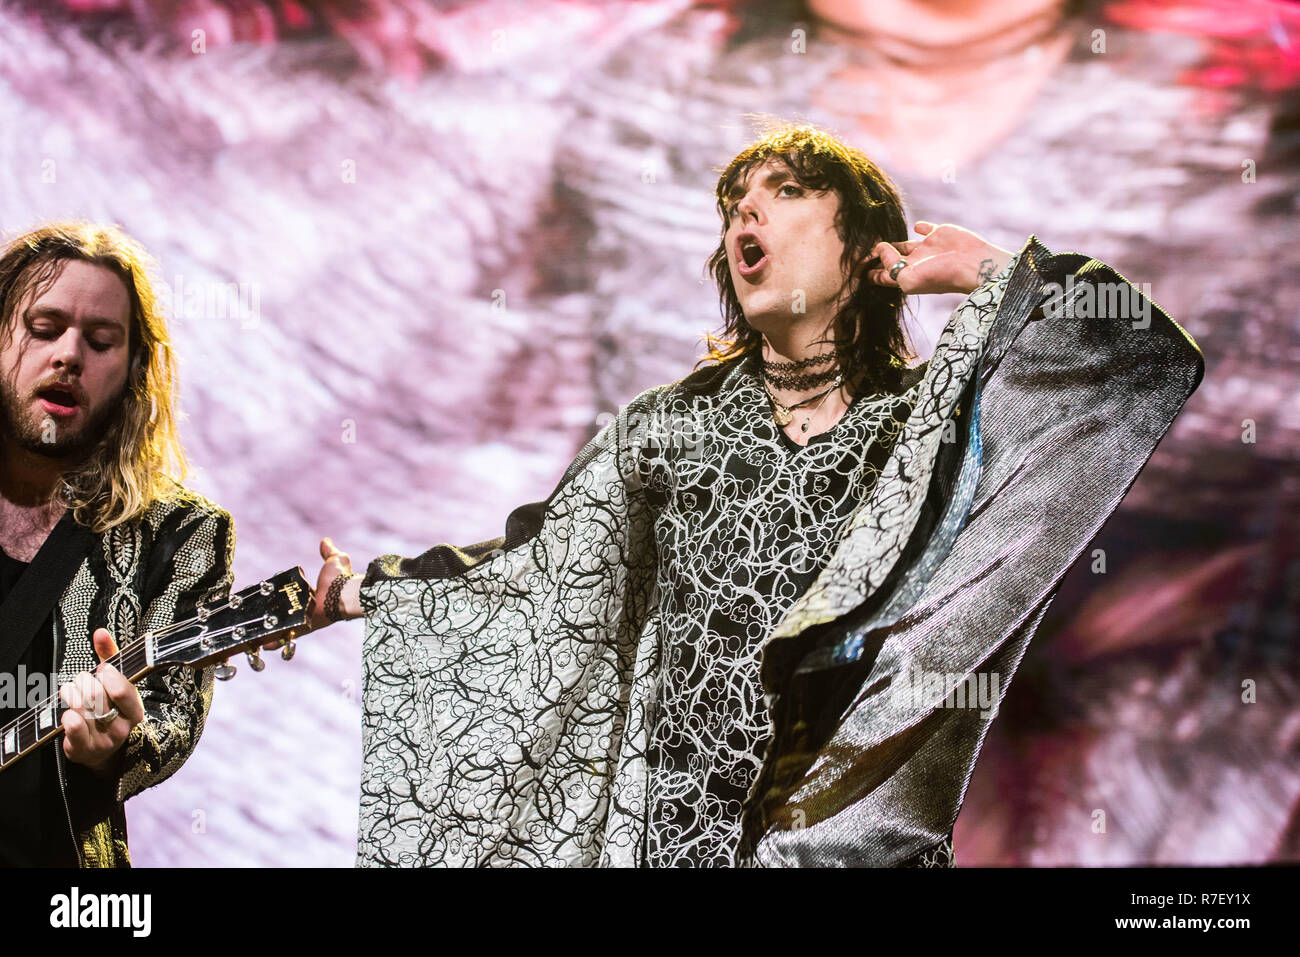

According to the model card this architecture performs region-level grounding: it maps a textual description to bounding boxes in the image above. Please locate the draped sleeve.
[355,383,672,866]
[739,234,1205,866]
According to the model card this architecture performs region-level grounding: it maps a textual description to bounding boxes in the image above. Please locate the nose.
[734,191,764,226]
[50,327,84,376]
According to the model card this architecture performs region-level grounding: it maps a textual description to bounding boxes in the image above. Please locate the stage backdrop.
[1,0,1296,865]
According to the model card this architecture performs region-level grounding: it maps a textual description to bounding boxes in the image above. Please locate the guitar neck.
[0,566,311,775]
[0,643,153,773]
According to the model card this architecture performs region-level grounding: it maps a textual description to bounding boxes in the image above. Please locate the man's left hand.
[60,629,146,776]
[867,221,1013,296]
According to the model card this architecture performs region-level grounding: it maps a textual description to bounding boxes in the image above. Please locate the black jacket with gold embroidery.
[51,484,234,867]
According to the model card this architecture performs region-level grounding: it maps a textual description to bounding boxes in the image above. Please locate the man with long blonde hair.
[0,221,234,866]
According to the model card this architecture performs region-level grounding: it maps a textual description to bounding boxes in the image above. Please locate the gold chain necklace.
[769,374,843,432]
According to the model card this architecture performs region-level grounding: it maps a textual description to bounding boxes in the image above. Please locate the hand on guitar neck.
[57,628,145,776]
[254,540,358,652]
[1,567,314,775]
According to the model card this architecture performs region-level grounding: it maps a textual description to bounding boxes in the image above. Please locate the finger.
[868,267,902,289]
[322,537,353,572]
[93,662,130,701]
[61,708,91,758]
[94,664,144,725]
[99,714,131,747]
[914,221,936,234]
[92,627,119,663]
[871,241,902,271]
[868,243,904,288]
[74,672,107,717]
[59,679,84,712]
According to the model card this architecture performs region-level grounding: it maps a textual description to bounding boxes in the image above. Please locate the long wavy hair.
[700,122,915,396]
[0,222,189,533]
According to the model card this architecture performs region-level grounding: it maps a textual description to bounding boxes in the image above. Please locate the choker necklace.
[762,351,837,374]
[764,365,843,391]
[768,374,843,429]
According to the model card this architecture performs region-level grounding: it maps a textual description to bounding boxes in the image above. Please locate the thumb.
[320,537,338,561]
[914,221,936,235]
[92,627,119,663]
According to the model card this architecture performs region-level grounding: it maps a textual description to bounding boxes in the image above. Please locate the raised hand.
[309,537,362,630]
[866,221,1013,296]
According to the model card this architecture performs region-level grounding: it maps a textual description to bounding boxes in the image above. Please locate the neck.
[760,325,835,366]
[0,436,71,510]
[759,332,853,410]
[759,292,861,389]
[809,0,1069,68]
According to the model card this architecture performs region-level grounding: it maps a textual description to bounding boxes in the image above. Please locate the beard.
[0,376,124,462]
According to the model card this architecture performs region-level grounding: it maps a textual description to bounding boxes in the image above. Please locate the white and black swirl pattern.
[639,356,916,866]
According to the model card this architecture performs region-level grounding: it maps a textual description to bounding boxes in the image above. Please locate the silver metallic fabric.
[741,239,1204,866]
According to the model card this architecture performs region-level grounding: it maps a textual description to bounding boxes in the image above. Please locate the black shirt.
[0,547,79,866]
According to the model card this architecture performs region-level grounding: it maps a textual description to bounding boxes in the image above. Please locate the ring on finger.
[91,705,119,729]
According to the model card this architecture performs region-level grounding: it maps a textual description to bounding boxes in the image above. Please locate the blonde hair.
[0,221,189,532]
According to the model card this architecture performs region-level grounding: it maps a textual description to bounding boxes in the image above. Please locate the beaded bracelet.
[324,573,359,623]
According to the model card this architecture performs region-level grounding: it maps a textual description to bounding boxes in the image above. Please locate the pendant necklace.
[770,374,843,432]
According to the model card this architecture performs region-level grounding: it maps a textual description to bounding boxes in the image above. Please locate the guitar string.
[0,619,278,755]
[1,602,230,748]
[0,588,291,756]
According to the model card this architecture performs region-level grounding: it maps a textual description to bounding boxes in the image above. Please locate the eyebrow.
[725,166,796,206]
[25,305,127,331]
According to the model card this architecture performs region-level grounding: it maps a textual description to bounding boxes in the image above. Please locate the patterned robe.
[357,233,1203,866]
[639,361,919,866]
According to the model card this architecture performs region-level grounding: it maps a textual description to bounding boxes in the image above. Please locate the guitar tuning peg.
[246,650,266,672]
[215,662,236,681]
[280,640,296,661]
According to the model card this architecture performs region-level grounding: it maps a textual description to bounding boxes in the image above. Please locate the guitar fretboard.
[0,642,150,770]
[0,567,311,776]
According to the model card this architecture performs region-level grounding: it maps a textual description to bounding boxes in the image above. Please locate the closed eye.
[25,322,118,351]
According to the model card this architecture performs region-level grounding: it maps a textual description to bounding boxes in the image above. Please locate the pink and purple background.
[1,0,1297,865]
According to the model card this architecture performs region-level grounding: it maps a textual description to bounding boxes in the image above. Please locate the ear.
[129,342,145,382]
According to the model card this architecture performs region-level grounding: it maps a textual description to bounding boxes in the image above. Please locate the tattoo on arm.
[976,258,997,285]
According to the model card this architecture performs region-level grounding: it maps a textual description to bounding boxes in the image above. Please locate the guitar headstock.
[151,567,314,675]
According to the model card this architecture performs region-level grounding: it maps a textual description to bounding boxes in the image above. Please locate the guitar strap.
[0,509,96,677]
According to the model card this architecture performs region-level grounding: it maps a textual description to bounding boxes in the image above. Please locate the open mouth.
[736,232,770,276]
[36,385,81,414]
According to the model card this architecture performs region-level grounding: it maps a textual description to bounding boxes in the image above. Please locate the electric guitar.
[0,566,314,774]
